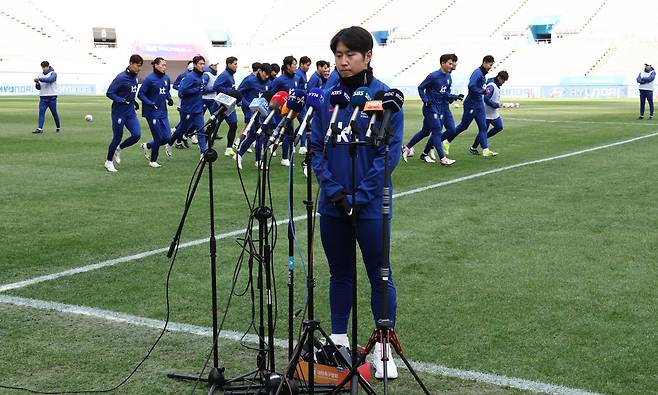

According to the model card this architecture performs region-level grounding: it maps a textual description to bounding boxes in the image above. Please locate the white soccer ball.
[84,114,93,122]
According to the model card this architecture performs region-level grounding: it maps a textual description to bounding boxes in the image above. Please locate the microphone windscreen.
[374,90,385,100]
[228,89,242,102]
[271,91,288,108]
[350,87,372,108]
[363,100,383,115]
[305,88,324,109]
[248,98,262,110]
[262,90,274,102]
[382,89,404,112]
[257,98,269,115]
[280,102,289,116]
[329,84,350,108]
[286,88,306,113]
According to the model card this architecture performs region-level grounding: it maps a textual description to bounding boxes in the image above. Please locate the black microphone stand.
[221,119,282,395]
[166,107,241,394]
[330,120,431,395]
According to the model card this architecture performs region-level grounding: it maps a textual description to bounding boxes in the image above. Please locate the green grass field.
[1,96,657,394]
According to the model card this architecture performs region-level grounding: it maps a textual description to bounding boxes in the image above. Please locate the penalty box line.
[2,130,658,294]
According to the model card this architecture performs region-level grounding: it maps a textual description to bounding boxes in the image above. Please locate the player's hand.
[331,191,353,216]
[167,98,174,106]
[33,78,39,82]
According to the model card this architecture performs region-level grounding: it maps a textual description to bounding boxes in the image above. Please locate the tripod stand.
[328,115,431,395]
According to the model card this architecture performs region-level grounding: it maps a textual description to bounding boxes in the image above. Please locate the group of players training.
[100,50,508,173]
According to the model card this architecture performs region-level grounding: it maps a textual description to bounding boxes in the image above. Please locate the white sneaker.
[429,148,437,161]
[440,157,456,166]
[141,143,150,160]
[373,342,398,380]
[402,146,411,162]
[299,146,308,155]
[280,159,291,167]
[235,154,243,170]
[191,134,198,144]
[420,153,435,163]
[408,147,415,157]
[104,160,117,173]
[149,161,161,168]
[165,144,173,158]
[113,147,122,164]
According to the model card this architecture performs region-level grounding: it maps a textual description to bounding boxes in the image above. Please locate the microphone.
[236,97,269,147]
[269,88,306,147]
[210,92,238,120]
[256,91,289,135]
[293,87,324,145]
[373,89,404,145]
[324,84,350,144]
[364,90,385,142]
[343,87,372,137]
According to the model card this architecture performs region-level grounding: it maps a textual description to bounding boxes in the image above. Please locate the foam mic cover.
[350,87,372,108]
[270,91,289,109]
[305,87,324,110]
[286,88,306,114]
[329,84,350,109]
[382,89,404,113]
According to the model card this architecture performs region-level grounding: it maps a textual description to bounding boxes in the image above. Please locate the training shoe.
[280,159,291,167]
[113,147,122,164]
[402,146,411,162]
[55,127,61,133]
[638,116,644,120]
[224,147,234,157]
[148,161,161,168]
[33,128,43,134]
[373,342,398,380]
[104,160,118,173]
[247,143,254,153]
[408,147,415,158]
[442,140,450,156]
[191,134,198,144]
[141,143,150,160]
[235,154,243,170]
[165,144,173,157]
[650,115,654,120]
[482,148,498,157]
[440,157,456,166]
[299,146,308,155]
[182,136,190,148]
[469,147,480,155]
[429,148,436,161]
[175,142,185,150]
[420,153,435,163]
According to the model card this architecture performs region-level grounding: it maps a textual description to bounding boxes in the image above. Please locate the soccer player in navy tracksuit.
[442,55,498,157]
[637,63,655,120]
[201,61,220,116]
[104,54,143,173]
[401,54,459,166]
[471,71,509,153]
[211,56,239,157]
[270,55,300,166]
[294,56,312,154]
[310,26,402,380]
[236,63,271,168]
[169,55,207,157]
[33,60,61,134]
[171,61,193,149]
[307,60,330,90]
[137,57,174,168]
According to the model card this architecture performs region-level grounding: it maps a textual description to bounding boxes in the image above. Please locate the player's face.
[128,62,142,74]
[210,63,218,71]
[194,60,205,73]
[227,61,238,73]
[154,60,167,74]
[497,76,507,86]
[321,66,331,79]
[334,41,371,78]
[440,59,453,73]
[483,61,494,72]
[645,65,652,72]
[300,62,310,73]
[41,66,49,73]
[287,60,298,74]
[258,69,268,81]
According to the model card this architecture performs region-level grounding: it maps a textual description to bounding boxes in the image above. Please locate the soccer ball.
[84,114,93,122]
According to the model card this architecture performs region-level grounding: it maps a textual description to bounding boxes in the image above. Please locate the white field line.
[0,294,603,395]
[2,131,658,294]
[505,117,654,126]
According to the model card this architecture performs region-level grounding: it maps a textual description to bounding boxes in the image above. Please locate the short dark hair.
[300,56,311,65]
[129,54,144,65]
[259,62,271,74]
[192,55,205,65]
[483,55,495,63]
[316,60,330,68]
[497,70,509,81]
[187,60,193,65]
[449,53,458,62]
[226,56,238,65]
[330,26,373,57]
[151,57,165,66]
[252,62,261,72]
[270,63,280,74]
[439,54,452,64]
[282,55,297,67]
[40,61,49,68]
